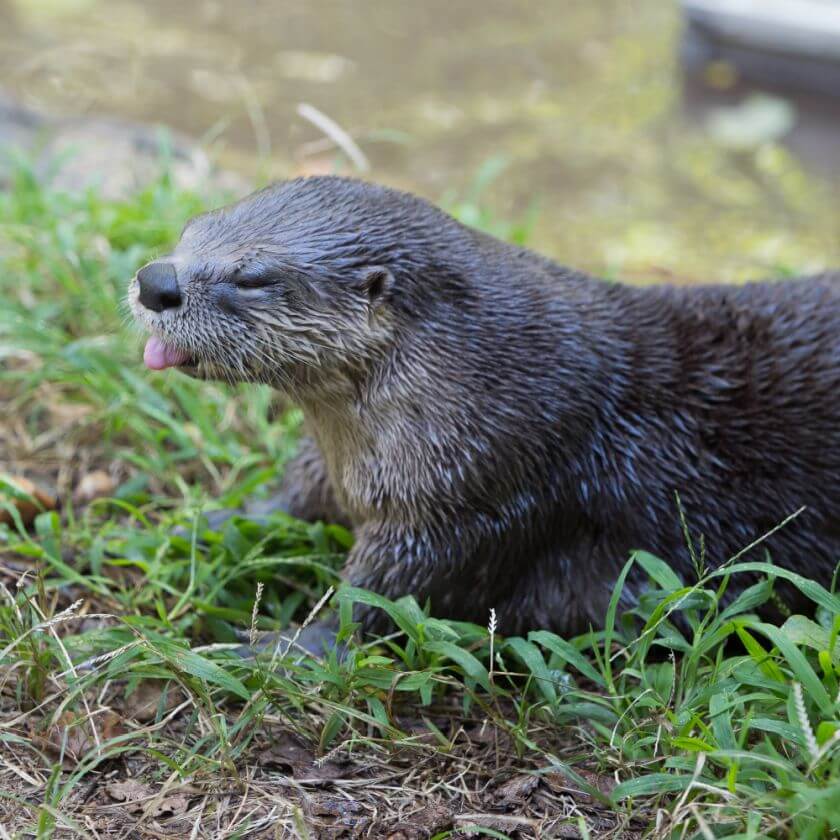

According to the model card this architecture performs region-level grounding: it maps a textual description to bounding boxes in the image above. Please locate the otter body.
[130,177,840,635]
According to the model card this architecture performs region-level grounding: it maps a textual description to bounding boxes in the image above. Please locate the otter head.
[127,176,452,394]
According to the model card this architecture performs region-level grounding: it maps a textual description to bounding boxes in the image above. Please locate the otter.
[129,176,840,638]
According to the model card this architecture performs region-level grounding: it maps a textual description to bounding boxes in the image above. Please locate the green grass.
[1,160,839,839]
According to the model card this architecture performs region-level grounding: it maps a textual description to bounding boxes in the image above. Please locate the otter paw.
[235,621,342,660]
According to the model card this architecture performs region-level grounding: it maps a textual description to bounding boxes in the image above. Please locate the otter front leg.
[249,519,491,656]
[342,520,480,636]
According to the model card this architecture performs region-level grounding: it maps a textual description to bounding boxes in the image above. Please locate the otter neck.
[292,272,645,525]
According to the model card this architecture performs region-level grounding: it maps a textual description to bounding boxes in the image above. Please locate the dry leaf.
[106,779,194,817]
[74,470,115,503]
[495,773,539,805]
[544,768,616,803]
[309,797,363,818]
[122,680,184,723]
[387,802,452,839]
[106,778,152,805]
[151,793,190,817]
[0,476,57,526]
[263,732,315,772]
[48,400,93,425]
[34,711,123,767]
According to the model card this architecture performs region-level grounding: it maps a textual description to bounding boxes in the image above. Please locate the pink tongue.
[143,336,191,370]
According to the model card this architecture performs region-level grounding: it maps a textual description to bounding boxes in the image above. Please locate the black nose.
[137,262,182,312]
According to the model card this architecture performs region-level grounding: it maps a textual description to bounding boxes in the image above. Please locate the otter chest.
[308,407,440,525]
[309,418,386,521]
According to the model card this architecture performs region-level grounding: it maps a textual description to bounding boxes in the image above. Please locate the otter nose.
[136,262,182,312]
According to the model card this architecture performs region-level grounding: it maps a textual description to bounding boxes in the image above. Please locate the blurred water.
[0,0,837,278]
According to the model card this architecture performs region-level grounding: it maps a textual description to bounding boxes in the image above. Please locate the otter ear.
[358,266,394,307]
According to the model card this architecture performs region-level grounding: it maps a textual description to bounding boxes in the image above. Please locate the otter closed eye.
[233,272,279,290]
[129,174,840,640]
